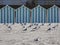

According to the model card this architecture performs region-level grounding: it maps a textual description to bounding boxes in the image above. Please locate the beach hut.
[48,5,59,23]
[31,5,46,23]
[15,5,30,23]
[0,5,14,23]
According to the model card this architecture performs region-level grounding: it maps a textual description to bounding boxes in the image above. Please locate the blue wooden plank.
[51,8,53,23]
[34,8,36,23]
[58,8,60,22]
[18,8,20,23]
[25,8,27,23]
[2,7,5,23]
[44,8,46,23]
[21,6,24,23]
[20,8,21,23]
[41,7,43,23]
[37,6,40,23]
[54,7,57,23]
[41,7,46,23]
[27,8,30,23]
[24,7,26,23]
[56,7,59,23]
[48,9,50,23]
[56,7,58,23]
[0,9,1,23]
[31,9,34,23]
[4,6,8,23]
[10,8,14,23]
[8,6,10,23]
[16,9,18,23]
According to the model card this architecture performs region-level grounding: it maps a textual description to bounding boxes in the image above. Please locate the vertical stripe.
[51,8,53,23]
[1,9,2,23]
[53,7,54,23]
[26,8,27,22]
[19,8,21,23]
[17,9,18,23]
[57,8,60,23]
[32,9,34,23]
[4,7,5,23]
[10,8,11,23]
[40,7,41,23]
[35,8,36,23]
[18,8,20,23]
[27,9,30,23]
[56,7,57,23]
[50,8,51,23]
[24,7,25,23]
[0,9,1,23]
[37,7,38,23]
[11,8,14,23]
[34,8,35,23]
[2,8,4,23]
[22,6,24,23]
[43,8,44,23]
[8,6,10,23]
[6,6,8,23]
[38,6,40,23]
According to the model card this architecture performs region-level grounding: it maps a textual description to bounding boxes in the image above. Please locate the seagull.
[33,27,37,29]
[52,26,56,28]
[23,26,25,28]
[47,28,51,31]
[28,24,32,27]
[34,23,38,26]
[41,23,44,26]
[29,25,32,27]
[24,23,26,25]
[34,23,36,25]
[31,27,37,31]
[8,26,12,30]
[34,38,38,41]
[48,23,51,26]
[23,28,27,31]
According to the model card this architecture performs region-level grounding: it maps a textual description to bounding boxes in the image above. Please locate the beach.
[0,23,60,45]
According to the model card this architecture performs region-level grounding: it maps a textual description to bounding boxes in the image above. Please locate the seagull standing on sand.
[47,28,51,31]
[8,26,12,30]
[23,28,27,31]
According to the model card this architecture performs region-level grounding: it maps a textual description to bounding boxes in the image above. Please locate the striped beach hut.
[31,5,46,23]
[15,5,30,23]
[0,5,14,24]
[48,5,59,23]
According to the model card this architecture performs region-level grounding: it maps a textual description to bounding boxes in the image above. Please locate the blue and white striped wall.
[15,5,30,23]
[31,5,46,23]
[0,5,14,23]
[0,5,60,23]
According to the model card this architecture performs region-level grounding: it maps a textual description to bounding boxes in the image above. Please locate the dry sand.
[0,23,60,45]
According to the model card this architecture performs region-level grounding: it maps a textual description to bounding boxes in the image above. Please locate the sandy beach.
[0,23,60,45]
